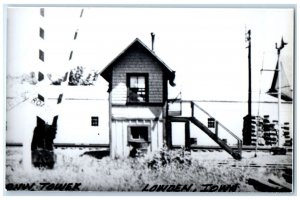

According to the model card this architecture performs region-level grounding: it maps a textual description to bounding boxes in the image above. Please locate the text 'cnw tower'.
[101,38,175,158]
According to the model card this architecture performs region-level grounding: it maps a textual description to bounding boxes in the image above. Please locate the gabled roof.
[100,38,175,86]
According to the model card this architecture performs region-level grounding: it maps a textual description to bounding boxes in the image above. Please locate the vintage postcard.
[4,4,294,193]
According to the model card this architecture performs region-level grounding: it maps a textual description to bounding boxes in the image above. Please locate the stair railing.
[167,100,242,155]
[191,101,242,154]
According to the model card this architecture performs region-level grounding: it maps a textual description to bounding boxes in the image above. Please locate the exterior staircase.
[166,100,242,160]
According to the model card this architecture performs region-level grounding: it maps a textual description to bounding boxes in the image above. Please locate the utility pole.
[242,29,253,146]
[246,29,252,124]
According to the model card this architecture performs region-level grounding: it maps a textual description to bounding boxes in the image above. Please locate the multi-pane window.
[208,118,215,128]
[127,74,148,103]
[91,116,99,126]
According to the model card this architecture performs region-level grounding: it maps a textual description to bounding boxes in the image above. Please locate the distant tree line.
[21,72,38,85]
[68,66,99,86]
[16,66,99,86]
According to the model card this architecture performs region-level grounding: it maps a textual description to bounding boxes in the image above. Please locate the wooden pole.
[185,121,191,151]
[276,44,280,147]
[215,121,219,138]
[247,30,252,123]
[245,29,252,146]
[191,101,194,118]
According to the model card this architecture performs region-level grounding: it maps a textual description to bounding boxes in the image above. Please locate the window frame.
[127,125,151,144]
[126,73,149,104]
[91,116,99,127]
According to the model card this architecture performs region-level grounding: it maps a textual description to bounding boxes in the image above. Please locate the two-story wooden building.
[101,38,175,158]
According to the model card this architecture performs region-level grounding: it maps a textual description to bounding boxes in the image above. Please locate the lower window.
[91,116,99,126]
[128,126,149,142]
[128,126,150,157]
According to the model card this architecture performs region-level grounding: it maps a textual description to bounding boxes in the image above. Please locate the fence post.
[191,101,194,118]
[241,141,243,157]
[185,121,191,151]
[166,120,172,149]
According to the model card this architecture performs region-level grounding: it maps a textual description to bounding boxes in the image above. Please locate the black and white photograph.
[4,3,295,193]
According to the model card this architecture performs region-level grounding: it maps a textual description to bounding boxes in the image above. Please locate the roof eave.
[100,38,175,86]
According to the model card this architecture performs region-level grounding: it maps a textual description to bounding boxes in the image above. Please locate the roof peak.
[100,37,175,86]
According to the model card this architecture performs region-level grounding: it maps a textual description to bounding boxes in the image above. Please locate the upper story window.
[127,73,148,103]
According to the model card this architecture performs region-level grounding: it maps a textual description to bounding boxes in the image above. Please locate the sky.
[6,6,294,102]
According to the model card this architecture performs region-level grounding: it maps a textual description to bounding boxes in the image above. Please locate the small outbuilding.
[101,38,176,158]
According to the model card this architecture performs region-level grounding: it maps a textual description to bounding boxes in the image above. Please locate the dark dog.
[31,116,58,169]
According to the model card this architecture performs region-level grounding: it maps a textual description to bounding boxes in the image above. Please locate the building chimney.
[151,32,155,52]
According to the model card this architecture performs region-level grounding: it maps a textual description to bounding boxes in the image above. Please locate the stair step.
[190,117,242,160]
